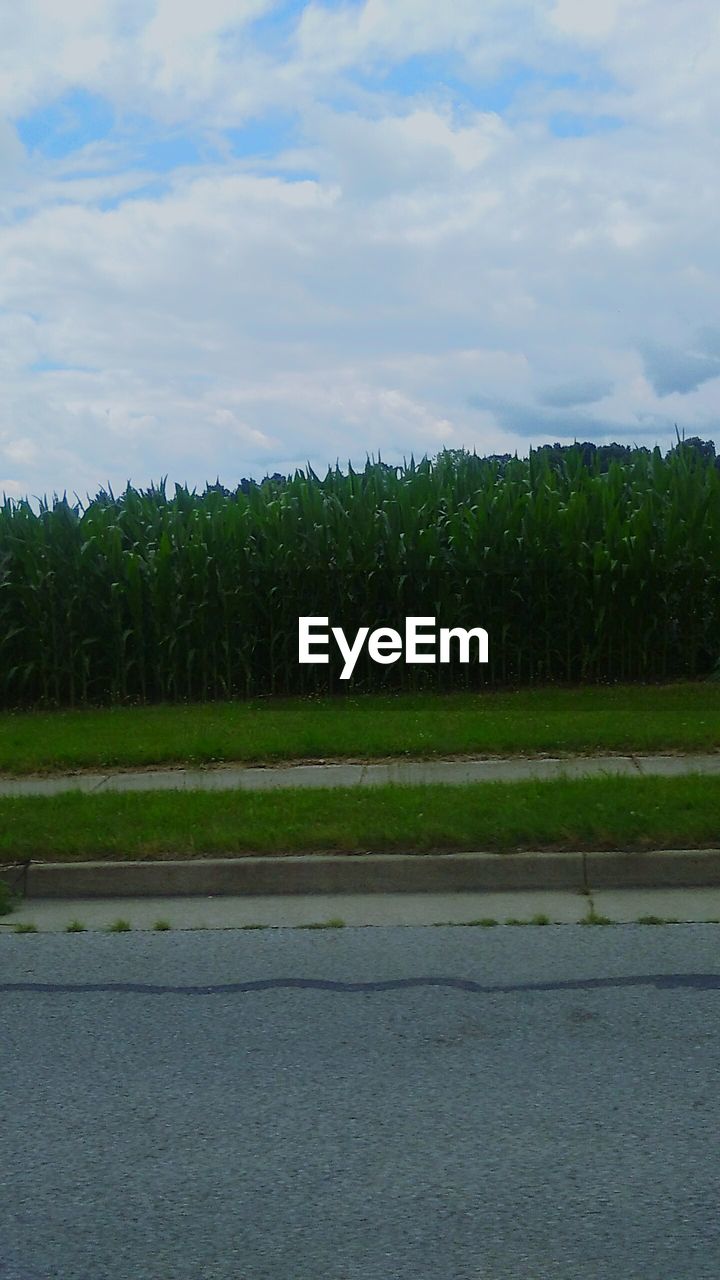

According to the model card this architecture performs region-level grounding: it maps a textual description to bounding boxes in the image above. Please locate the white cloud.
[640,343,720,396]
[144,0,269,48]
[139,0,272,98]
[539,378,614,408]
[0,0,718,499]
[549,0,628,41]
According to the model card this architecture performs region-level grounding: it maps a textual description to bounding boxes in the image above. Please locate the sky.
[1,0,719,501]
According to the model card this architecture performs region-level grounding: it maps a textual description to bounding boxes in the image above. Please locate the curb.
[7,848,720,899]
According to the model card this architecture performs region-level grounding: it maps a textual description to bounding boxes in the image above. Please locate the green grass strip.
[0,683,718,775]
[0,774,717,861]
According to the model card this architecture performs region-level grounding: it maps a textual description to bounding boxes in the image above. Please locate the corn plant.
[0,443,718,707]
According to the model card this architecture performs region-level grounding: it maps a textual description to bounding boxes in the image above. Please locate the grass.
[107,918,131,932]
[0,773,718,861]
[13,922,38,933]
[581,908,613,926]
[65,919,86,932]
[0,683,718,776]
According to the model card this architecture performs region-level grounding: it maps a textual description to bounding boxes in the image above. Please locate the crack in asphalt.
[1,973,719,997]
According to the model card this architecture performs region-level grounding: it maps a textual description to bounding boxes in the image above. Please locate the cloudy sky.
[1,0,719,501]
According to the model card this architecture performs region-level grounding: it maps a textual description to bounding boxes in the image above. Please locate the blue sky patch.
[96,179,175,211]
[349,56,545,113]
[345,57,618,120]
[247,0,311,53]
[131,134,206,171]
[17,90,114,157]
[29,359,92,373]
[549,112,624,138]
[248,0,355,54]
[225,112,299,159]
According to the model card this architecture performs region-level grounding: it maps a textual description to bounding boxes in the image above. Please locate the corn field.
[1,445,719,708]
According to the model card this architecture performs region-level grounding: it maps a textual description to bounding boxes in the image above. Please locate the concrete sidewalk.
[1,751,718,796]
[4,887,720,932]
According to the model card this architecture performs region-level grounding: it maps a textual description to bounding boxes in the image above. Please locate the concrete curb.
[585,848,720,888]
[8,848,720,899]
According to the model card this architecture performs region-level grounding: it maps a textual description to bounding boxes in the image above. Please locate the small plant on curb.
[65,920,87,932]
[581,908,612,926]
[107,919,132,933]
[298,918,346,930]
[505,917,552,926]
[13,922,38,933]
[636,915,679,925]
[0,877,20,918]
[433,918,500,927]
[153,920,171,931]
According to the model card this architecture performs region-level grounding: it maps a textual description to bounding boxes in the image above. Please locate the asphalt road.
[2,926,720,1280]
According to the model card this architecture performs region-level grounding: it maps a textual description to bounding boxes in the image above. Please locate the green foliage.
[0,877,16,916]
[1,443,719,708]
[581,908,613,926]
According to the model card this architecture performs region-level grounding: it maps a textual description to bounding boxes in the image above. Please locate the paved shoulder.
[3,927,720,1280]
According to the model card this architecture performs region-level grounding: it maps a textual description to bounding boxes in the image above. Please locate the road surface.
[2,925,719,1279]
